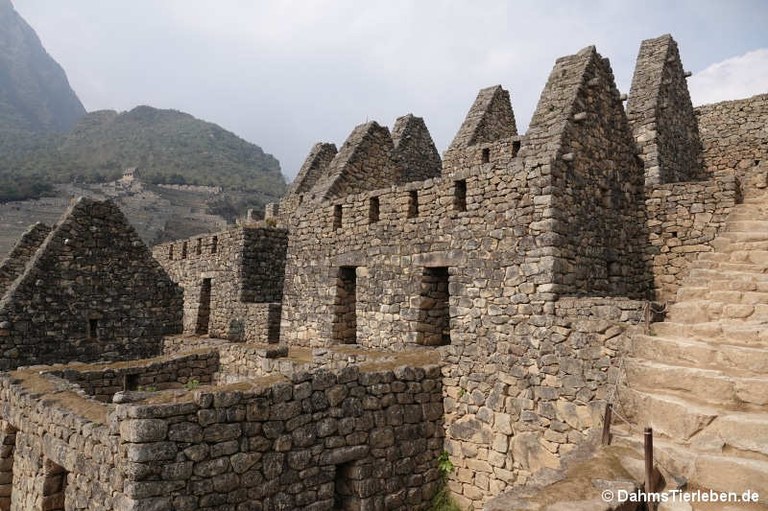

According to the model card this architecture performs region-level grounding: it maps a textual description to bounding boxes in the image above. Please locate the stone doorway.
[333,462,360,510]
[41,459,67,511]
[332,267,357,344]
[417,267,451,346]
[0,422,16,511]
[195,278,212,335]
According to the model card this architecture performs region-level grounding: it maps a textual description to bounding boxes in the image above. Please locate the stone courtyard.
[0,34,766,510]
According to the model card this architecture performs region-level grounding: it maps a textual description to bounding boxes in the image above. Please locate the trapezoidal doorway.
[195,278,212,335]
[332,266,357,344]
[417,266,451,346]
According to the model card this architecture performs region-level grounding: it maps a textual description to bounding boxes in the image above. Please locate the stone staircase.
[618,192,768,503]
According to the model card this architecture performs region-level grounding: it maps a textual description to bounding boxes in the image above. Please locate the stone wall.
[627,34,705,185]
[0,371,121,510]
[392,114,443,182]
[440,297,645,508]
[442,85,520,175]
[0,222,50,297]
[696,93,768,187]
[279,157,540,350]
[524,45,649,298]
[0,354,444,511]
[307,121,405,202]
[153,226,286,344]
[646,175,739,301]
[47,350,219,402]
[0,198,183,370]
[276,142,338,220]
[278,44,658,508]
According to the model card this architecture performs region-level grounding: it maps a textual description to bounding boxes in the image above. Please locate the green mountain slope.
[0,106,287,206]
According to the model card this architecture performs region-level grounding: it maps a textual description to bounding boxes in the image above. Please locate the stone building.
[0,198,182,369]
[0,34,766,510]
[151,227,287,344]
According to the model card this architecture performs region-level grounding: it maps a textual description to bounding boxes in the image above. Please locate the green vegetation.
[437,451,455,475]
[0,106,287,207]
[430,451,464,511]
[184,379,201,391]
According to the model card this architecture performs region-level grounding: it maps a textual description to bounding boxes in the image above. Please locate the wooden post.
[602,403,613,445]
[644,301,651,335]
[644,427,655,510]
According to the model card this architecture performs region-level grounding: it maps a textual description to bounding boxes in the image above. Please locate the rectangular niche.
[368,197,380,224]
[453,179,467,212]
[407,191,419,218]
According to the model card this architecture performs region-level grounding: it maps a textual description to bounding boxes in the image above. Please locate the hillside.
[0,106,287,208]
[0,179,231,259]
[0,0,287,211]
[0,0,85,133]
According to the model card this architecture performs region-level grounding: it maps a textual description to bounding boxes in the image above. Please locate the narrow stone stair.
[618,193,768,500]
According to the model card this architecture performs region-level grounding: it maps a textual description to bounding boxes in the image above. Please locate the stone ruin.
[0,34,766,510]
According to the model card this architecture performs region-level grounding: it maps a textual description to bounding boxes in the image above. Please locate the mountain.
[58,106,285,193]
[0,106,286,204]
[0,0,286,226]
[0,0,86,134]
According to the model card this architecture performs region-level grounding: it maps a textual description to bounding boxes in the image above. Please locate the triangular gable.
[308,121,403,201]
[391,114,442,182]
[289,142,338,195]
[626,34,704,185]
[0,222,51,299]
[0,198,182,369]
[446,85,517,152]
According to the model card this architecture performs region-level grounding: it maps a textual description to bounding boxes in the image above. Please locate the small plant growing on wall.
[437,450,454,476]
[185,379,200,391]
[430,451,464,511]
[137,385,157,392]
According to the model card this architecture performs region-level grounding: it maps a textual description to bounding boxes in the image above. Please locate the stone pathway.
[619,192,768,506]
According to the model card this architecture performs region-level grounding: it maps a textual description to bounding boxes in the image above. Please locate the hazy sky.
[13,1,768,180]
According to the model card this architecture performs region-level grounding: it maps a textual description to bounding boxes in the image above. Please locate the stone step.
[727,208,768,221]
[624,358,768,407]
[698,249,768,266]
[651,321,768,347]
[726,220,768,233]
[483,445,644,511]
[667,300,768,323]
[631,334,768,374]
[682,278,768,294]
[676,288,768,306]
[711,238,768,253]
[688,268,768,283]
[619,387,719,442]
[619,388,768,459]
[690,260,768,274]
[614,433,768,496]
[719,231,768,243]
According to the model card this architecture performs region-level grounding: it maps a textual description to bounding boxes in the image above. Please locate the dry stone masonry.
[0,34,766,510]
[696,93,768,186]
[0,198,182,370]
[0,347,443,510]
[627,34,705,186]
[152,227,287,344]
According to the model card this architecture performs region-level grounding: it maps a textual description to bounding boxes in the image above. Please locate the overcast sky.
[13,1,768,180]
